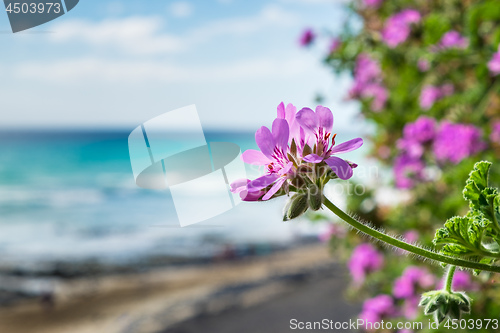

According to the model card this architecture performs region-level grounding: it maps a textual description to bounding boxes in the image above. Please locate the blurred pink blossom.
[439,30,468,49]
[433,122,486,164]
[361,83,388,112]
[402,116,437,146]
[394,154,425,189]
[382,9,421,48]
[436,270,479,291]
[393,266,435,299]
[299,28,315,47]
[348,243,384,285]
[394,117,437,189]
[419,84,454,110]
[490,121,500,144]
[359,295,396,331]
[348,54,387,111]
[488,47,500,76]
[402,296,420,319]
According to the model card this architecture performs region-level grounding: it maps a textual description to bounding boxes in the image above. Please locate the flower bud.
[419,290,471,324]
[308,184,323,211]
[283,193,309,221]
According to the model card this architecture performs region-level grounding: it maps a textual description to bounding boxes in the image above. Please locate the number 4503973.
[6,2,61,14]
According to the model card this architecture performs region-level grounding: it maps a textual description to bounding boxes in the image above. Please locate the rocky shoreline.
[0,243,357,333]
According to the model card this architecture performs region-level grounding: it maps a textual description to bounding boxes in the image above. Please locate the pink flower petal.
[296,107,319,134]
[303,153,324,163]
[330,138,364,154]
[240,190,265,201]
[325,156,353,180]
[277,102,286,119]
[316,105,333,133]
[241,149,272,165]
[285,103,297,126]
[246,174,279,192]
[262,177,286,200]
[230,178,250,193]
[272,118,289,151]
[255,126,276,159]
[279,162,293,176]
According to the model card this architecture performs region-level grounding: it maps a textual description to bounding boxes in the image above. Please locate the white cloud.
[190,4,296,41]
[48,5,296,55]
[169,2,194,18]
[14,55,316,84]
[49,17,185,55]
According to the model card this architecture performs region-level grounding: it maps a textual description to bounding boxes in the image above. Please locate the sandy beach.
[164,268,361,333]
[0,244,360,333]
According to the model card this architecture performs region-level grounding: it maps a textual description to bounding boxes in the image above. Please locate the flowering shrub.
[295,0,500,331]
[394,116,487,189]
[233,103,500,331]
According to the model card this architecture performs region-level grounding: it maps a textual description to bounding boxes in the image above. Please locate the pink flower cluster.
[393,266,435,319]
[488,46,500,76]
[348,243,384,285]
[348,53,388,112]
[395,117,436,189]
[433,122,486,164]
[419,84,454,110]
[395,117,486,189]
[433,30,468,51]
[359,295,396,331]
[382,9,421,48]
[231,102,363,201]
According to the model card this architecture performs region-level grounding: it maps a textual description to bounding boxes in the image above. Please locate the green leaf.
[433,213,490,258]
[479,187,500,222]
[433,162,500,273]
[463,161,491,205]
[462,161,500,226]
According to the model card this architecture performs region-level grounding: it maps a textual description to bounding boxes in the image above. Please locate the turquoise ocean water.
[0,130,368,270]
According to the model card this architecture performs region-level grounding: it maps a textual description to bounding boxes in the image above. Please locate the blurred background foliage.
[309,0,500,331]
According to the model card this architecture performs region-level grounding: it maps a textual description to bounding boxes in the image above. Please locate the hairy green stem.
[444,265,457,293]
[323,196,500,274]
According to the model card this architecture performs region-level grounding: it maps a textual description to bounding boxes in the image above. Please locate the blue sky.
[0,0,360,131]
